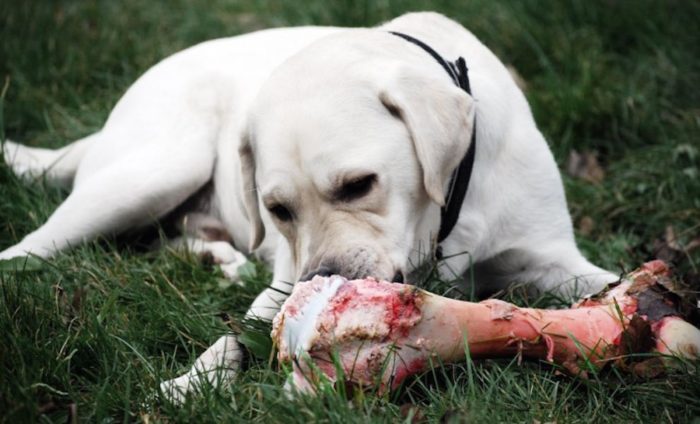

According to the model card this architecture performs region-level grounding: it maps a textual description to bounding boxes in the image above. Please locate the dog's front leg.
[167,239,249,283]
[160,241,295,403]
[244,241,296,321]
[159,334,243,403]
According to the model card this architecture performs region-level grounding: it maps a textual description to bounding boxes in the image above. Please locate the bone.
[271,260,700,394]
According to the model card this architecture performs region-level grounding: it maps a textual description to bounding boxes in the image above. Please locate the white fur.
[0,13,617,402]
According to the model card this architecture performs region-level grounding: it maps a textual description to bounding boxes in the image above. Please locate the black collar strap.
[388,31,477,249]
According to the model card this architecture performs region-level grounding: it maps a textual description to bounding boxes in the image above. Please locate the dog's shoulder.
[380,11,464,32]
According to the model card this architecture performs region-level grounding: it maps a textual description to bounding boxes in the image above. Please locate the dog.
[1,12,617,401]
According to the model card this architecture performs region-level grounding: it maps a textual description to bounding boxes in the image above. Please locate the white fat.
[284,275,346,357]
[657,317,700,359]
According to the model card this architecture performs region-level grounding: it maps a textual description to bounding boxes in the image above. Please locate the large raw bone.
[271,260,700,394]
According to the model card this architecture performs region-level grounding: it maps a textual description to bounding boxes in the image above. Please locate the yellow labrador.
[1,12,616,401]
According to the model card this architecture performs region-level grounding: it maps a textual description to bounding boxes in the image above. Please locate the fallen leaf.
[630,358,666,379]
[578,216,595,236]
[652,240,683,264]
[652,226,684,264]
[664,225,681,250]
[399,403,425,423]
[566,150,605,184]
[440,408,470,424]
[685,237,700,253]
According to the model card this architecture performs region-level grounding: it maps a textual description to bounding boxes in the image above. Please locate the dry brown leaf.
[399,403,426,423]
[566,150,605,184]
[578,216,595,236]
[664,225,681,250]
[653,226,684,264]
[686,237,700,253]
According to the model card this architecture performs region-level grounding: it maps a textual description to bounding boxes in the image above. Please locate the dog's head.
[239,32,474,282]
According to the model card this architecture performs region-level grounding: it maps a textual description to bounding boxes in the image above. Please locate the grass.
[1,0,699,422]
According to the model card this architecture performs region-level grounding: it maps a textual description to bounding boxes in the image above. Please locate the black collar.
[388,31,477,252]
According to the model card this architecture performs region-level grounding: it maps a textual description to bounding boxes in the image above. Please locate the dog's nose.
[300,265,338,282]
[392,271,404,283]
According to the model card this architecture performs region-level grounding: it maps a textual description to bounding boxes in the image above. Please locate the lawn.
[1,0,699,422]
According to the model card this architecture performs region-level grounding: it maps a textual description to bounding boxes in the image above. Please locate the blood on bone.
[438,297,626,364]
[390,357,426,389]
[327,283,357,315]
[325,278,422,339]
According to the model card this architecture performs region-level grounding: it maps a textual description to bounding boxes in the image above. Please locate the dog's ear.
[239,130,265,251]
[379,65,474,206]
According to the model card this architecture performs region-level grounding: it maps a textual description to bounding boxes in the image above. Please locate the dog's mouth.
[300,268,405,284]
[299,243,408,284]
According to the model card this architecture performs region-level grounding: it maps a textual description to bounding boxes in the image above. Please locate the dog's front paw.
[169,238,250,283]
[0,244,40,261]
[159,373,193,405]
[158,334,243,404]
[2,140,40,179]
[200,241,239,265]
[219,250,249,283]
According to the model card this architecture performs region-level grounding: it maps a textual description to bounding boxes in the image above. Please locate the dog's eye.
[337,174,377,202]
[269,204,293,222]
